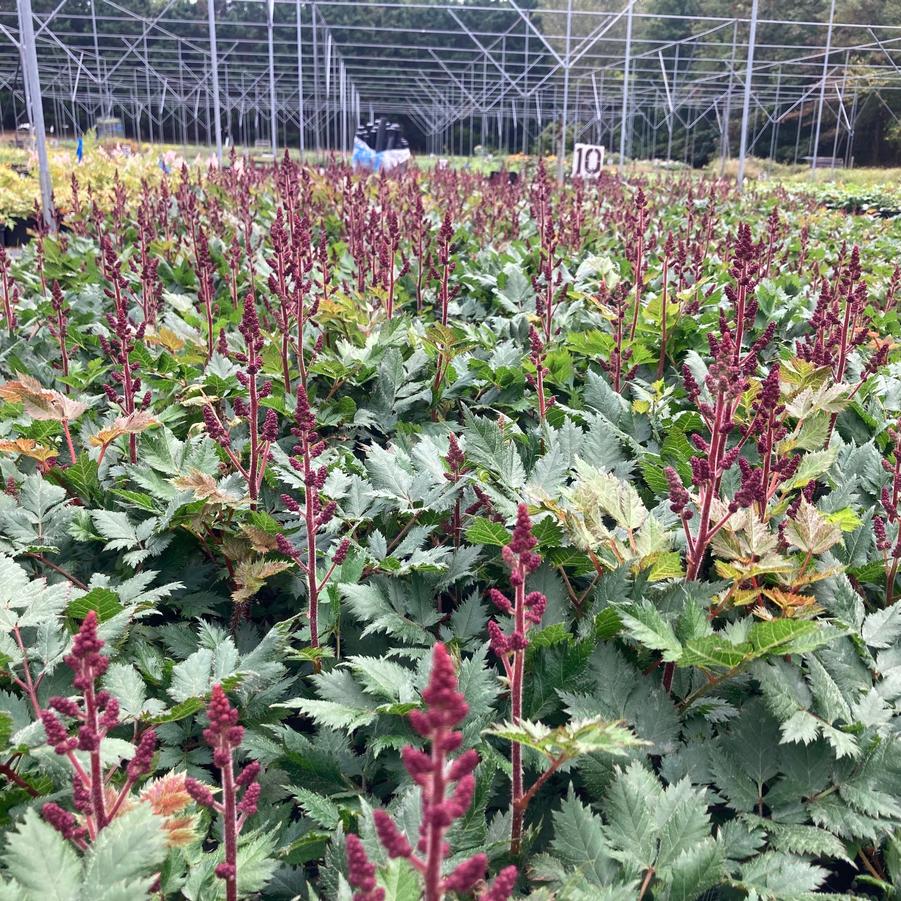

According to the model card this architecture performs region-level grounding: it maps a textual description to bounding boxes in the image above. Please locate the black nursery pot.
[2,217,36,248]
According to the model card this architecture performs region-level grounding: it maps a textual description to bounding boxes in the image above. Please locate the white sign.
[571,143,605,178]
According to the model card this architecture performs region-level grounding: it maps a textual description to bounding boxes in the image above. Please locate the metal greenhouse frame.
[3,0,901,228]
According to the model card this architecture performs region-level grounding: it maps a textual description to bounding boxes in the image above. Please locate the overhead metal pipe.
[736,0,759,191]
[557,0,572,182]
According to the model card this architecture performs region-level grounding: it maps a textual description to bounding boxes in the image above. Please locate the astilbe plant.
[665,224,775,585]
[529,168,564,347]
[203,293,279,504]
[626,186,649,341]
[276,384,350,666]
[185,684,261,901]
[98,234,151,464]
[134,183,163,325]
[347,643,516,901]
[26,612,159,846]
[874,421,901,606]
[441,434,469,555]
[487,504,547,854]
[0,243,18,334]
[378,208,408,320]
[797,244,888,407]
[657,231,675,378]
[266,206,306,391]
[598,280,635,394]
[430,211,461,396]
[48,281,71,383]
[525,325,555,423]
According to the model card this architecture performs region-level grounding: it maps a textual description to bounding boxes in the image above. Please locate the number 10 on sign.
[571,143,605,178]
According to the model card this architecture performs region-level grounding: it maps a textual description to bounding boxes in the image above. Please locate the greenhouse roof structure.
[2,0,901,225]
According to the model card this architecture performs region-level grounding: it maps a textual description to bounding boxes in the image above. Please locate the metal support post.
[811,0,836,168]
[557,0,573,182]
[268,0,278,157]
[311,3,321,152]
[736,0,759,191]
[297,0,305,158]
[208,0,223,162]
[769,65,782,160]
[719,20,738,175]
[619,0,634,172]
[18,0,55,230]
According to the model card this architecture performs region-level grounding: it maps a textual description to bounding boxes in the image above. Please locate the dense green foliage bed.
[0,158,900,900]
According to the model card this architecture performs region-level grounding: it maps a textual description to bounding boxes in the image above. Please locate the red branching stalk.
[796,244,888,414]
[98,235,150,464]
[665,225,775,590]
[884,265,901,313]
[49,281,70,382]
[380,209,405,320]
[292,217,317,389]
[657,232,674,379]
[627,187,648,341]
[194,224,217,360]
[185,685,261,901]
[301,236,329,387]
[67,173,88,236]
[598,281,634,394]
[203,294,278,504]
[487,504,547,855]
[875,423,901,606]
[135,186,162,325]
[413,192,431,312]
[763,206,782,280]
[21,612,158,847]
[430,212,460,396]
[0,244,18,334]
[352,643,517,901]
[268,206,297,391]
[434,212,457,328]
[442,434,469,554]
[276,385,349,668]
[530,177,563,346]
[526,326,555,423]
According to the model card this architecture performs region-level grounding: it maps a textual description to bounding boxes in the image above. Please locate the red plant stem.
[280,330,292,395]
[302,441,321,668]
[757,408,775,520]
[386,249,396,320]
[439,260,450,328]
[657,255,670,379]
[542,274,553,344]
[106,258,139,465]
[83,677,107,830]
[0,265,14,334]
[612,292,624,394]
[62,420,77,465]
[423,722,448,901]
[510,573,526,855]
[26,552,88,590]
[628,227,644,342]
[9,626,90,795]
[416,226,426,311]
[0,760,38,796]
[686,386,727,582]
[190,221,215,360]
[222,755,239,901]
[535,362,548,422]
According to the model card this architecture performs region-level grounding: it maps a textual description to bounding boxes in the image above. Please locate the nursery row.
[0,156,900,899]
